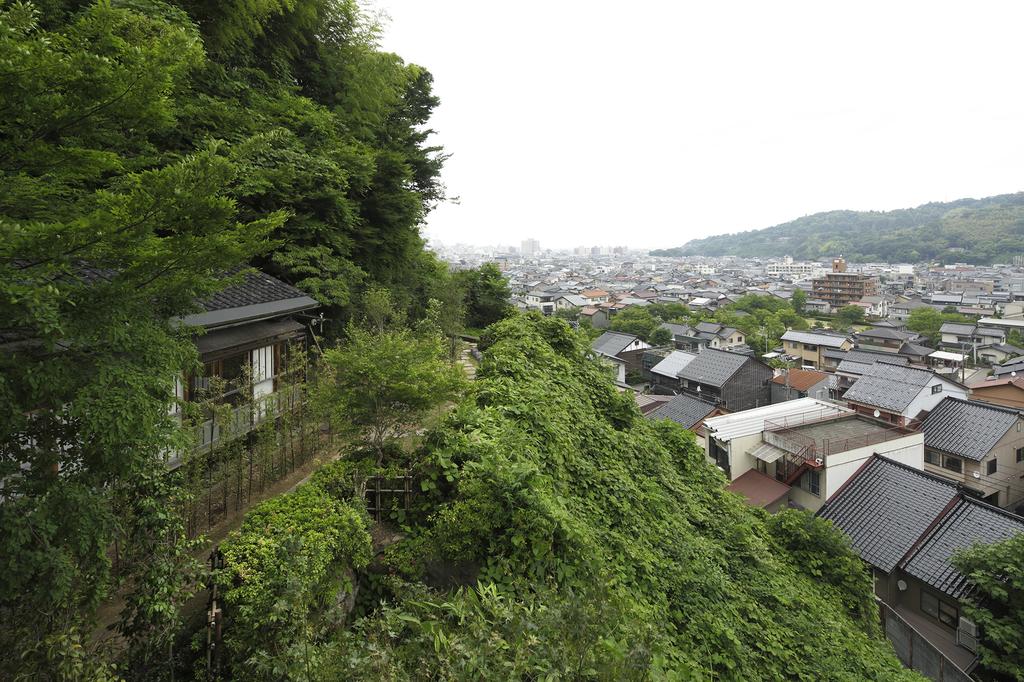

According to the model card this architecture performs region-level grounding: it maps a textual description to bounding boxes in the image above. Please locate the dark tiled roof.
[817,456,959,572]
[676,348,751,387]
[857,327,913,341]
[592,332,639,357]
[647,394,718,429]
[845,350,910,366]
[899,342,935,357]
[199,270,311,312]
[661,323,695,338]
[939,322,976,336]
[921,397,1021,461]
[844,362,938,411]
[902,498,1024,599]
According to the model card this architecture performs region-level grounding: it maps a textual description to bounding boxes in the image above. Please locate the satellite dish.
[973,471,981,479]
[897,580,908,592]
[873,409,881,418]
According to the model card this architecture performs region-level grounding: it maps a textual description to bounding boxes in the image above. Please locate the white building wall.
[825,434,924,500]
[904,380,968,422]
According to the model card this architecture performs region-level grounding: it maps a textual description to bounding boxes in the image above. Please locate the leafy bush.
[217,476,372,679]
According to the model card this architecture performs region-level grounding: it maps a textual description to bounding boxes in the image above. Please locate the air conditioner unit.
[957,616,978,653]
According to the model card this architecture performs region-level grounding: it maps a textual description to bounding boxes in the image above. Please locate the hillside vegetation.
[652,192,1024,263]
[218,314,922,680]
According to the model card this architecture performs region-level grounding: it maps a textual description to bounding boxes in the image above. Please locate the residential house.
[645,393,726,437]
[938,322,1006,359]
[580,306,610,329]
[977,343,1023,366]
[702,398,852,480]
[854,327,919,355]
[921,397,1024,511]
[818,455,1024,674]
[693,322,746,350]
[652,348,772,411]
[781,329,853,369]
[591,331,651,376]
[703,399,923,512]
[968,375,1024,410]
[180,269,320,463]
[843,362,969,426]
[859,295,889,318]
[803,299,831,315]
[659,323,702,351]
[580,289,610,305]
[524,290,556,315]
[553,294,589,311]
[770,368,831,403]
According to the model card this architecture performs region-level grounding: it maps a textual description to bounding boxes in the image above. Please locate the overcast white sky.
[376,1,1024,250]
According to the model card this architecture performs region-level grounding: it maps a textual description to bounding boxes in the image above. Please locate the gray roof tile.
[922,397,1021,461]
[843,362,937,411]
[902,498,1024,599]
[592,332,639,357]
[646,394,718,429]
[817,457,959,572]
[676,348,752,387]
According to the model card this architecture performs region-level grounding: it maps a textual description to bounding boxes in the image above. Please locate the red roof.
[726,470,791,508]
[771,369,829,392]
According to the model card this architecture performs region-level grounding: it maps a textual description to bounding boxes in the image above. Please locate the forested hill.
[651,192,1024,263]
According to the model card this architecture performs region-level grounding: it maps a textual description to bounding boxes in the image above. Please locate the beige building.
[780,329,852,369]
[921,397,1024,511]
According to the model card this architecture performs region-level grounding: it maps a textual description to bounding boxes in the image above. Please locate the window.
[925,450,939,465]
[931,384,943,394]
[921,591,959,628]
[802,469,821,497]
[943,455,962,473]
[1017,446,1024,463]
[987,459,997,475]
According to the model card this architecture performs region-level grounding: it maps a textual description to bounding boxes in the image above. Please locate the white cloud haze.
[377,1,1024,249]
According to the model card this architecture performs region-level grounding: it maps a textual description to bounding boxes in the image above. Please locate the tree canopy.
[0,0,447,676]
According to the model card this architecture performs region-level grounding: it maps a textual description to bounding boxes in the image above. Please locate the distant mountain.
[651,192,1024,264]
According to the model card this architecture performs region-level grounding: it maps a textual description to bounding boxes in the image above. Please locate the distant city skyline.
[378,1,1024,250]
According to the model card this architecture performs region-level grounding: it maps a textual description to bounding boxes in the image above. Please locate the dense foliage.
[953,533,1024,681]
[271,314,920,679]
[651,192,1024,264]
[316,321,464,464]
[216,463,373,679]
[906,307,973,347]
[0,0,446,677]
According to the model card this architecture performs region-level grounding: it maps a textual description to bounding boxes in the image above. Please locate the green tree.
[649,325,673,346]
[0,4,279,675]
[459,263,511,329]
[610,306,659,341]
[837,305,867,326]
[791,288,808,314]
[953,533,1024,681]
[316,326,464,464]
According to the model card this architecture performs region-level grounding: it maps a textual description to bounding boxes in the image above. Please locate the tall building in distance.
[812,257,879,307]
[520,238,540,257]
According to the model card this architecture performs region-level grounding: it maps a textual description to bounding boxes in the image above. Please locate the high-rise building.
[811,257,879,307]
[521,238,540,257]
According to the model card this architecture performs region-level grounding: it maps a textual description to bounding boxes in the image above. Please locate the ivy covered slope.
[331,315,921,680]
[651,191,1024,264]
